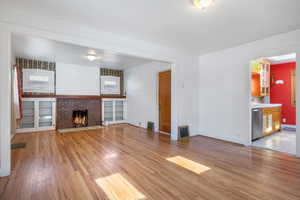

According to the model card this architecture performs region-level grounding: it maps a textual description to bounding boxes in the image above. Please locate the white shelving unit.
[102,98,126,125]
[17,98,56,133]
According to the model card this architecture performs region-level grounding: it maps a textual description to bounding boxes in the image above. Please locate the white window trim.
[100,76,121,95]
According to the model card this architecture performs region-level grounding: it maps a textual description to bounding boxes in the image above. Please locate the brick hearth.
[56,98,102,129]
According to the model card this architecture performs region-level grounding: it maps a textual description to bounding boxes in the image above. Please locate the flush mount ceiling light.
[86,53,99,61]
[193,0,214,10]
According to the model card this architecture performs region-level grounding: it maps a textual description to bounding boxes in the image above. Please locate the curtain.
[13,65,22,119]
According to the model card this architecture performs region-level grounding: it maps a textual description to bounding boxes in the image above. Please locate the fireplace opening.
[72,110,88,128]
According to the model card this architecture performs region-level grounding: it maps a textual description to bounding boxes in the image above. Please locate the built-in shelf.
[17,98,56,133]
[102,98,126,125]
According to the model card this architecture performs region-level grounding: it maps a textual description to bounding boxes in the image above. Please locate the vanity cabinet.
[251,60,271,97]
[102,98,126,125]
[17,98,56,133]
[262,106,281,136]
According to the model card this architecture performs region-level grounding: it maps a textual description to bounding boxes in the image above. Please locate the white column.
[171,63,178,140]
[297,53,300,158]
[0,29,12,177]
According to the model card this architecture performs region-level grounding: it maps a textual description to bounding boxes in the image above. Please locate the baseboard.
[58,125,104,133]
[282,124,296,129]
[158,131,171,135]
[196,132,245,146]
[126,123,161,133]
[126,123,148,130]
[16,127,56,134]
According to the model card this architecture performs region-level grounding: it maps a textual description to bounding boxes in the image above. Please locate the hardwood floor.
[1,124,300,200]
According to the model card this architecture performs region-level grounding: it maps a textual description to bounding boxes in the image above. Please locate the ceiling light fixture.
[193,0,214,10]
[86,53,98,61]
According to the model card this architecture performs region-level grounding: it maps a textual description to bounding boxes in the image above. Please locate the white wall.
[176,57,199,136]
[56,63,100,95]
[198,29,300,157]
[125,62,171,132]
[0,29,12,176]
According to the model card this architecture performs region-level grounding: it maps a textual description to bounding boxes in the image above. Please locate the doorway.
[159,70,171,133]
[250,53,297,155]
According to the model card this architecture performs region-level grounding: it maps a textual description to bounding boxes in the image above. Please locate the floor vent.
[147,121,155,131]
[11,143,26,149]
[178,126,189,138]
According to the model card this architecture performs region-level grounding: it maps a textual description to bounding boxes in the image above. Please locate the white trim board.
[0,29,12,177]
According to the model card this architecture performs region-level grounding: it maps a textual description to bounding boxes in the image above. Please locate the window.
[23,69,55,94]
[101,76,120,95]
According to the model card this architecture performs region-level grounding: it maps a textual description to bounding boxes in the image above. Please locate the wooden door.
[159,70,171,133]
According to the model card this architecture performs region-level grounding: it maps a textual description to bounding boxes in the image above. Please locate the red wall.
[270,62,296,125]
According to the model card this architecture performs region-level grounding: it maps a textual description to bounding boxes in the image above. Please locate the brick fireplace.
[56,97,102,130]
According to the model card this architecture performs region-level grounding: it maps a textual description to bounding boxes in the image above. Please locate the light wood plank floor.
[1,124,300,200]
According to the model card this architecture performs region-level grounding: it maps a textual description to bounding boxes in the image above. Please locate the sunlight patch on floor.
[95,173,146,200]
[166,156,211,174]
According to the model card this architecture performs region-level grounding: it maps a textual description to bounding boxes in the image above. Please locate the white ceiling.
[12,34,156,69]
[2,0,300,54]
